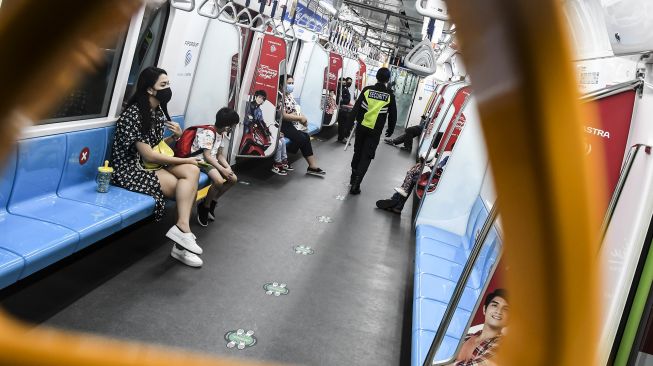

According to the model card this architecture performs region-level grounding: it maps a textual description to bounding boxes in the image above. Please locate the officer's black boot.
[349,175,362,195]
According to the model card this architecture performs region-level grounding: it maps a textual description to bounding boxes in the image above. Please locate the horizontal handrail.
[580,79,642,101]
[415,0,450,21]
[426,201,500,366]
[599,144,653,244]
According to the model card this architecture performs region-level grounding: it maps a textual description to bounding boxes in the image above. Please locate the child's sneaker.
[208,200,217,221]
[282,160,294,171]
[272,163,288,176]
[197,203,209,227]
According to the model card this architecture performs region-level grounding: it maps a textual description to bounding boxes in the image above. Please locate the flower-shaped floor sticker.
[317,215,333,223]
[335,195,346,201]
[264,282,289,296]
[293,245,315,255]
[225,329,256,350]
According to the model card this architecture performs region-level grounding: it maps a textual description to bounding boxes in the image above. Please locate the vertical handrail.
[414,90,472,226]
[599,144,653,244]
[424,202,500,366]
[416,82,465,158]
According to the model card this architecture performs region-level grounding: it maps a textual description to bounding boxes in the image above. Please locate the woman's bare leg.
[158,164,199,233]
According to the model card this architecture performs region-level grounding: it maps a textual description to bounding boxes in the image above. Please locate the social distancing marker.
[294,245,315,255]
[225,329,256,350]
[263,282,289,296]
[335,195,346,201]
[317,215,333,223]
[239,181,251,186]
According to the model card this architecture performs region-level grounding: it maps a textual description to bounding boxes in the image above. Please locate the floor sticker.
[335,195,346,201]
[264,282,289,296]
[294,245,315,255]
[317,215,333,223]
[239,181,251,186]
[225,329,256,350]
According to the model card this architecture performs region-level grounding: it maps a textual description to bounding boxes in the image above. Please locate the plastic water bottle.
[96,160,114,193]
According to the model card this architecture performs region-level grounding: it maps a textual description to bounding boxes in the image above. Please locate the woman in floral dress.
[111,66,204,268]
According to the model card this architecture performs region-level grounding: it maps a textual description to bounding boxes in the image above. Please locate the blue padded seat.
[198,172,210,188]
[412,195,503,366]
[0,151,78,280]
[8,135,121,252]
[58,128,155,228]
[306,123,321,136]
[0,249,24,289]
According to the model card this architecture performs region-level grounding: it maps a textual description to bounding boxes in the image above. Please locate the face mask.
[154,87,172,104]
[286,84,294,93]
[346,82,352,87]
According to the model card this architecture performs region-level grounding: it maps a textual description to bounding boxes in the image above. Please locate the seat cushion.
[417,236,468,265]
[416,224,465,248]
[415,273,481,312]
[9,196,121,252]
[59,183,155,228]
[0,212,78,279]
[0,248,25,289]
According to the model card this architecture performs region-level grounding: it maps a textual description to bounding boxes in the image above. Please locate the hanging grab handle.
[217,1,238,23]
[404,39,438,77]
[197,0,220,18]
[170,0,196,12]
[250,13,267,33]
[415,0,450,20]
[236,8,254,29]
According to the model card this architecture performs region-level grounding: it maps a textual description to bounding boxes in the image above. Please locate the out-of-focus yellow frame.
[0,0,599,365]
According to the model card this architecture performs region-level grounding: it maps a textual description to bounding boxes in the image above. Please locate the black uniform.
[336,82,353,141]
[349,83,397,189]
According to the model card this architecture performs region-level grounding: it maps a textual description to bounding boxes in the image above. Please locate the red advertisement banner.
[327,52,343,91]
[252,34,287,106]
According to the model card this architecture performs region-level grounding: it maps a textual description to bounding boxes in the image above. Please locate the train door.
[296,42,328,134]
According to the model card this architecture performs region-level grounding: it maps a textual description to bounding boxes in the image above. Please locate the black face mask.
[346,82,352,87]
[154,87,172,104]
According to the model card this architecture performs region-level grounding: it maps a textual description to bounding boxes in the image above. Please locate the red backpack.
[174,125,218,158]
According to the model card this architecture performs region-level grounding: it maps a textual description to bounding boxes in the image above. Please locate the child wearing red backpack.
[175,107,240,226]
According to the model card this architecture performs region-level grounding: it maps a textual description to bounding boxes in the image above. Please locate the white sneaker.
[166,225,203,255]
[394,187,409,197]
[171,246,203,267]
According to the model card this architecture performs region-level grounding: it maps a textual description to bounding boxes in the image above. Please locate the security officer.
[349,67,397,194]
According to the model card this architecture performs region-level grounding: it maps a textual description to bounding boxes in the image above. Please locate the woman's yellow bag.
[142,140,174,170]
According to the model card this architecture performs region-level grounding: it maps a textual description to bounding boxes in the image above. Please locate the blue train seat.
[411,195,502,366]
[306,123,321,135]
[0,150,78,280]
[8,135,121,252]
[58,128,155,228]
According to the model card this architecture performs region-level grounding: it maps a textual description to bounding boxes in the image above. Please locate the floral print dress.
[111,104,167,220]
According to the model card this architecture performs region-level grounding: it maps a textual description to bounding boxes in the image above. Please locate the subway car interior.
[0,0,653,365]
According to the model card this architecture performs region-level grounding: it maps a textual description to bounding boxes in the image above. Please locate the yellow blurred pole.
[446,0,601,365]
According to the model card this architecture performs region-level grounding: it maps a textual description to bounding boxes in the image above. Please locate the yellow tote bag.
[141,140,174,171]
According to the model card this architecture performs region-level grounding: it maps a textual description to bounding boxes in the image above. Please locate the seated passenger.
[278,74,326,176]
[384,113,429,151]
[444,289,509,366]
[376,149,450,213]
[323,89,337,125]
[111,66,203,267]
[193,108,240,226]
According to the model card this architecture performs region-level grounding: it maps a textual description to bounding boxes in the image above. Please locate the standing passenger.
[336,77,353,143]
[349,67,397,194]
[111,66,203,267]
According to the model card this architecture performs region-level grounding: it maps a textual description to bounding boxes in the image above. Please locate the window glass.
[122,2,170,107]
[38,35,127,125]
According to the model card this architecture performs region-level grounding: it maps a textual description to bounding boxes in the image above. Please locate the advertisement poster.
[238,34,287,157]
[356,58,367,90]
[326,52,343,91]
[584,90,635,209]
